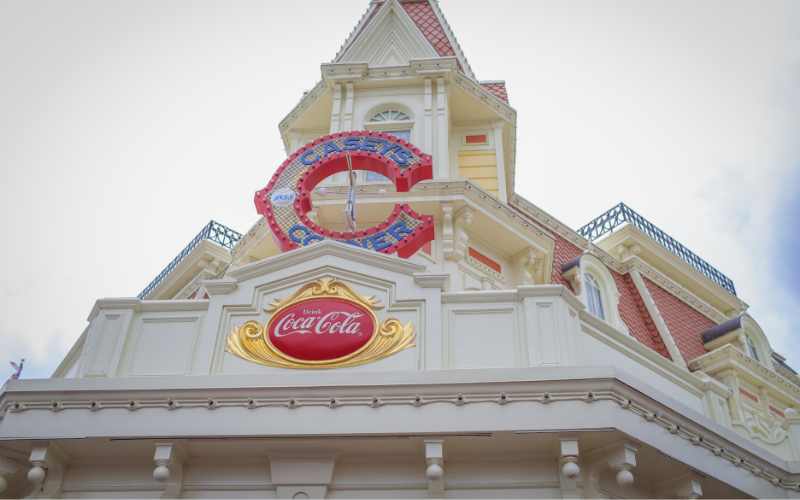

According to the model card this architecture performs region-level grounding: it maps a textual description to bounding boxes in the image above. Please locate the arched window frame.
[360,101,416,139]
[740,316,773,370]
[701,314,775,371]
[358,101,418,183]
[561,253,629,334]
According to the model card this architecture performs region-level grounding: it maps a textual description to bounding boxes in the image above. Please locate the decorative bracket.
[153,440,188,500]
[0,456,24,494]
[27,441,69,499]
[424,439,445,498]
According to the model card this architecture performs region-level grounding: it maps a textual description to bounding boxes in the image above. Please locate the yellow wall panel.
[458,150,499,196]
[459,166,497,178]
[458,151,497,167]
[472,177,499,191]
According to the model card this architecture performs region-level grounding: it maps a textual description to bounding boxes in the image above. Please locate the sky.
[1,0,799,380]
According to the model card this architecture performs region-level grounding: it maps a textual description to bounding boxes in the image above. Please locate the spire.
[334,0,476,81]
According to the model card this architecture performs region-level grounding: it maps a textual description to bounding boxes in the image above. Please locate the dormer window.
[745,333,760,362]
[585,273,605,320]
[560,253,629,334]
[369,110,410,122]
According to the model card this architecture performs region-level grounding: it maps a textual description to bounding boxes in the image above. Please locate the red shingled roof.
[616,273,672,360]
[401,1,456,57]
[547,230,671,359]
[480,82,509,104]
[644,277,716,364]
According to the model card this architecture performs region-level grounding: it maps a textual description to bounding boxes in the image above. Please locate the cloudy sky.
[1,0,799,380]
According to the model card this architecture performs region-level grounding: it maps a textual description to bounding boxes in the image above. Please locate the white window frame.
[562,253,629,334]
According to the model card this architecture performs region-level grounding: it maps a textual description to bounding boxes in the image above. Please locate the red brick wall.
[644,277,716,363]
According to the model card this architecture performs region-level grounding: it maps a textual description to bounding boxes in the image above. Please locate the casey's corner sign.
[253,131,435,259]
[226,278,415,369]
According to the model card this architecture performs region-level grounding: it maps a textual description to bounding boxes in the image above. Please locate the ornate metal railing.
[137,221,243,300]
[577,203,737,296]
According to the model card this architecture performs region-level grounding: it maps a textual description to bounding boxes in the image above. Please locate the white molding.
[414,273,448,290]
[201,279,238,296]
[228,240,426,282]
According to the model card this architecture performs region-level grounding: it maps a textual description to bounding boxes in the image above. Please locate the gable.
[339,0,439,66]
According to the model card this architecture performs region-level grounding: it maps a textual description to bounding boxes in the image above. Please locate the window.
[366,129,410,182]
[584,273,605,320]
[745,333,760,362]
[369,110,410,122]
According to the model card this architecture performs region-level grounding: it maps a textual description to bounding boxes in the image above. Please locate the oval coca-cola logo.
[267,299,376,362]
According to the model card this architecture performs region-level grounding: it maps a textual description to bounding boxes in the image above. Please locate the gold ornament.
[225,278,415,369]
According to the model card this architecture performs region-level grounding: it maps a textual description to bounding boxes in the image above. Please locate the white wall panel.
[450,309,518,369]
[129,319,201,376]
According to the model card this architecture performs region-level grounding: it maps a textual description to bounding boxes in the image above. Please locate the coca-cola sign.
[226,278,416,369]
[267,299,376,362]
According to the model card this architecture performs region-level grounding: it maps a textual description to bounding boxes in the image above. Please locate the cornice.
[201,279,238,296]
[143,240,232,301]
[451,74,514,121]
[517,284,585,311]
[413,273,448,290]
[3,369,797,492]
[279,79,328,138]
[598,225,747,316]
[689,346,800,399]
[228,240,426,283]
[440,290,519,303]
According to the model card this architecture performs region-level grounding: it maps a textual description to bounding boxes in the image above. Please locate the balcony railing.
[577,203,737,296]
[137,221,243,300]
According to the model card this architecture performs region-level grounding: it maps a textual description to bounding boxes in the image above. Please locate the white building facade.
[1,1,799,498]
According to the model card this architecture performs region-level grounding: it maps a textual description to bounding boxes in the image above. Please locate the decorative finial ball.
[786,408,798,418]
[426,463,444,481]
[378,187,387,197]
[561,461,580,479]
[0,475,7,493]
[153,465,170,482]
[616,469,634,487]
[318,187,328,197]
[28,466,46,484]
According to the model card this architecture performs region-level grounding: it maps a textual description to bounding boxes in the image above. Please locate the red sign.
[267,299,376,362]
[253,131,435,259]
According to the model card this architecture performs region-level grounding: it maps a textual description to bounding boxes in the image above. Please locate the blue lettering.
[303,234,324,245]
[345,239,368,249]
[386,221,412,241]
[368,231,392,251]
[361,137,381,152]
[323,142,342,157]
[301,149,320,165]
[379,140,400,156]
[389,148,411,164]
[342,137,361,150]
[289,225,310,244]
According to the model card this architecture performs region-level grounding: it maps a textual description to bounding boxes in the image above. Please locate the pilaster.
[436,77,449,178]
[490,120,507,203]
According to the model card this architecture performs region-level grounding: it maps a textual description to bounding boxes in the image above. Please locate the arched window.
[585,273,605,320]
[561,253,629,334]
[745,332,760,362]
[369,110,410,122]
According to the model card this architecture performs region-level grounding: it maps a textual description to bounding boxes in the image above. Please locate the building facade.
[1,1,799,498]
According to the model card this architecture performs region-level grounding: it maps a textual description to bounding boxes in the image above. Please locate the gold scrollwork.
[225,278,415,369]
